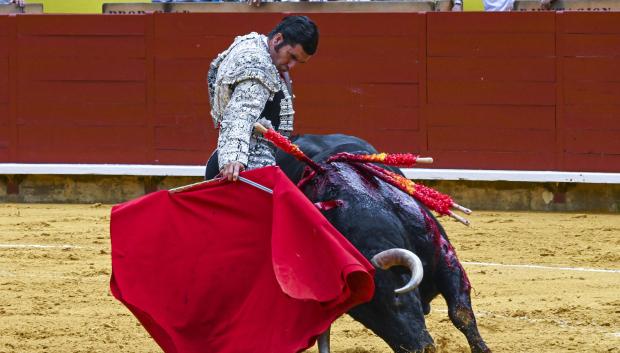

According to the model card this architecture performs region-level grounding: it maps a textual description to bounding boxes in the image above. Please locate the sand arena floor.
[0,203,618,353]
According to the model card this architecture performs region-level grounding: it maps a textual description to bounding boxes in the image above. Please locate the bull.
[274,133,491,353]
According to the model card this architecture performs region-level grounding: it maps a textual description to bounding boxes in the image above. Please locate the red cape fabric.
[110,166,375,353]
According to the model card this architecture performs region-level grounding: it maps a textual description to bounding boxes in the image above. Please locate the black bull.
[275,134,490,353]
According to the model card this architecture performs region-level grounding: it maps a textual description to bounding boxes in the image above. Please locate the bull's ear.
[372,249,424,294]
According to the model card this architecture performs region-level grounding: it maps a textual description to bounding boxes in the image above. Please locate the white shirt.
[484,0,515,11]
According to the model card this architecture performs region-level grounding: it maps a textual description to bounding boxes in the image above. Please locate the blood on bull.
[257,125,491,353]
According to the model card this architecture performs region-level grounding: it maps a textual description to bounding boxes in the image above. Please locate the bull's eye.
[393,295,404,308]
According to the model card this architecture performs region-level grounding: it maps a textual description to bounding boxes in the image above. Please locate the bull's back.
[276,134,377,183]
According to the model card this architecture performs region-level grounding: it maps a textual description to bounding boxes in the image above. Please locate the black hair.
[268,15,319,55]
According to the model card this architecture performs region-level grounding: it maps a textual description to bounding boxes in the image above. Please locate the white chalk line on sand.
[463,261,620,274]
[1,243,618,274]
[434,309,620,338]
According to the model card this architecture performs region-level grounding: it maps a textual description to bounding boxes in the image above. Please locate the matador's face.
[269,33,311,73]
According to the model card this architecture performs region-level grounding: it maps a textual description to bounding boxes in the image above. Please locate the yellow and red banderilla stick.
[253,123,471,225]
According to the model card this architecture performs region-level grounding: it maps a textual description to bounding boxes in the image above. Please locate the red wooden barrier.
[0,12,618,172]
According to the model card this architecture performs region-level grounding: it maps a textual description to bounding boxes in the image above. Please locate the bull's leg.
[436,261,491,353]
[317,326,330,353]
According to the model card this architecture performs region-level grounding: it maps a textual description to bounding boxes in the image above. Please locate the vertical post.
[146,13,157,164]
[5,174,24,195]
[418,12,429,156]
[142,176,165,194]
[554,12,565,171]
[8,15,17,162]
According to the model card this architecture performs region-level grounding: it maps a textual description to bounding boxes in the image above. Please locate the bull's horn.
[371,248,424,294]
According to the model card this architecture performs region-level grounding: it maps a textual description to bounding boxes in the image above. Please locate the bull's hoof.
[422,302,431,315]
[471,345,491,353]
[399,345,436,353]
[421,345,437,353]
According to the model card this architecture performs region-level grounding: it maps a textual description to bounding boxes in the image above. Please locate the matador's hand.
[220,161,245,182]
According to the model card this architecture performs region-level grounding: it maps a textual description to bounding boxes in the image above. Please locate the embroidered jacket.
[208,32,294,170]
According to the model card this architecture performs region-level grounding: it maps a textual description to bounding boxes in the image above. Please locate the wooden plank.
[296,49,420,84]
[428,32,555,57]
[427,105,556,129]
[564,82,620,105]
[0,125,8,161]
[309,36,421,60]
[17,102,148,126]
[564,153,620,173]
[514,0,620,11]
[555,15,565,171]
[426,150,556,170]
[362,130,425,154]
[155,58,212,82]
[427,12,555,33]
[18,36,146,58]
[0,104,8,124]
[153,36,228,59]
[16,126,149,163]
[416,12,428,154]
[19,81,146,104]
[351,83,419,108]
[17,15,146,36]
[7,15,15,161]
[154,13,421,38]
[358,106,421,131]
[104,1,436,14]
[154,81,209,104]
[172,2,435,13]
[0,4,43,14]
[154,149,214,166]
[293,37,423,84]
[563,57,620,82]
[564,130,620,154]
[564,105,620,129]
[0,15,10,34]
[327,13,422,38]
[293,83,355,106]
[428,127,555,153]
[0,58,7,103]
[0,37,8,60]
[560,34,620,57]
[428,57,555,82]
[154,126,211,151]
[154,103,210,126]
[18,57,146,81]
[428,81,556,105]
[145,13,156,163]
[154,36,420,83]
[154,13,280,38]
[560,12,620,33]
[294,105,354,130]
